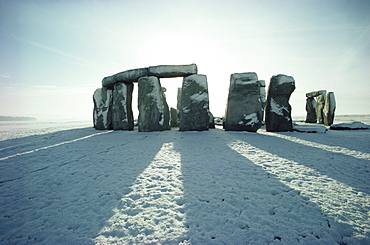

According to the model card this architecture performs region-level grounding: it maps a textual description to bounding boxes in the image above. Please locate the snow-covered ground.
[0,116,369,244]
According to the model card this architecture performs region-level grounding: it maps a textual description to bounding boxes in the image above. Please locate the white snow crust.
[270,98,288,116]
[275,74,295,85]
[238,113,259,126]
[0,121,369,244]
[189,92,208,103]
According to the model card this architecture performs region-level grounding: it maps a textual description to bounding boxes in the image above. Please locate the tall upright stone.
[316,93,326,124]
[224,73,264,132]
[93,87,113,130]
[305,97,317,123]
[112,82,134,130]
[137,76,170,132]
[265,74,295,132]
[179,74,210,131]
[170,107,179,127]
[177,87,182,110]
[323,92,336,126]
[259,80,267,121]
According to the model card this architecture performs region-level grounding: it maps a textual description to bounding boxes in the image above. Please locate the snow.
[147,77,165,125]
[183,74,207,89]
[238,113,259,126]
[270,98,288,116]
[0,119,369,244]
[189,92,208,103]
[274,74,295,85]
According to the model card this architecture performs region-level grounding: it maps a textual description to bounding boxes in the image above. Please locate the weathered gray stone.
[177,87,182,110]
[170,107,179,127]
[330,121,369,130]
[93,87,113,130]
[112,82,134,130]
[102,67,149,87]
[265,74,295,132]
[179,74,210,131]
[148,64,197,78]
[306,90,326,98]
[316,93,326,124]
[224,73,263,132]
[305,97,317,123]
[323,92,336,126]
[208,111,215,129]
[258,80,266,121]
[138,76,170,132]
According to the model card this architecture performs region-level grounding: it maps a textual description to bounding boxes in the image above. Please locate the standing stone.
[316,93,326,124]
[265,74,295,132]
[138,76,170,132]
[208,111,215,129]
[259,80,267,121]
[93,87,113,130]
[224,73,263,132]
[112,82,134,130]
[170,107,179,127]
[177,87,182,110]
[323,92,336,126]
[179,74,210,131]
[305,97,317,123]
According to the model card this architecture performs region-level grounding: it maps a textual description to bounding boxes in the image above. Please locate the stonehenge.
[305,90,336,126]
[94,64,212,132]
[93,63,336,133]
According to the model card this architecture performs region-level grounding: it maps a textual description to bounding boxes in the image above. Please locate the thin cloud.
[11,34,92,69]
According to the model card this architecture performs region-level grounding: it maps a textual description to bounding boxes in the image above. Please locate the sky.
[0,0,369,120]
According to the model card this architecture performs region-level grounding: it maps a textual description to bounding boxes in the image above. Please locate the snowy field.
[0,116,369,244]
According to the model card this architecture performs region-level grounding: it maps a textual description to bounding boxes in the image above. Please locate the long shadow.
[173,129,354,244]
[0,128,166,244]
[231,131,370,196]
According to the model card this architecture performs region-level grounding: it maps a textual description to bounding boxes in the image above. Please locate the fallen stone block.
[330,122,369,130]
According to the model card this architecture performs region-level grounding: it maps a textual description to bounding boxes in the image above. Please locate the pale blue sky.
[1,0,369,120]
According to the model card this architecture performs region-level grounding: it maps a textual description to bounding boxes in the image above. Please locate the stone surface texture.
[137,76,170,132]
[224,72,264,132]
[316,93,326,124]
[306,90,326,98]
[170,107,179,127]
[305,97,317,123]
[265,74,295,132]
[323,92,336,126]
[93,87,113,130]
[179,74,210,131]
[102,64,197,88]
[148,64,197,78]
[112,82,134,130]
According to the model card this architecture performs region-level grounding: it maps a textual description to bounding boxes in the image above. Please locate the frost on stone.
[270,98,288,116]
[238,113,259,126]
[190,92,208,103]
